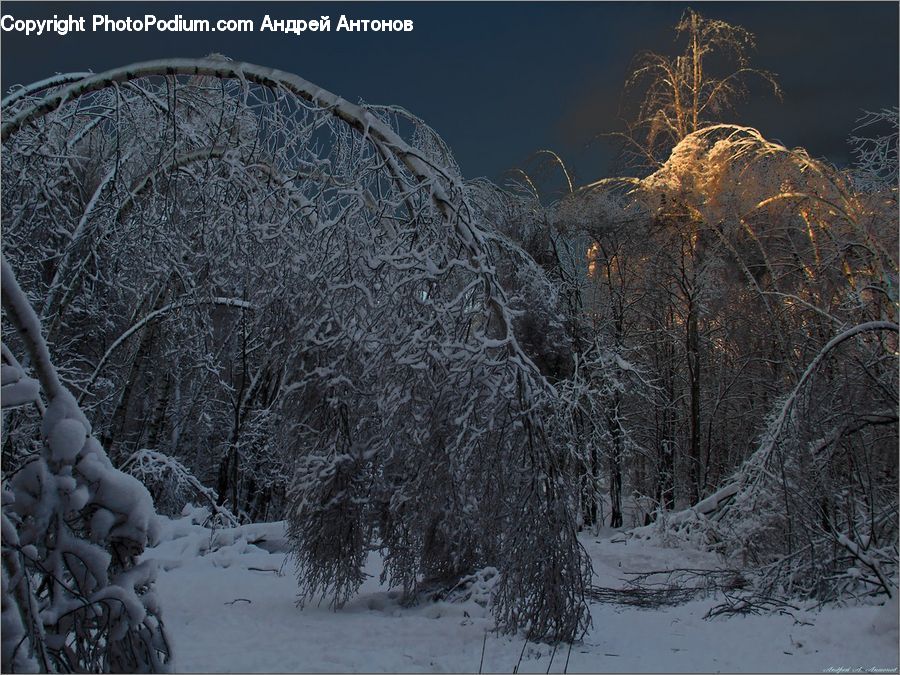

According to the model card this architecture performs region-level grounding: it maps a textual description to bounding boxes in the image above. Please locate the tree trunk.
[607,392,624,528]
[687,297,702,503]
[102,285,168,463]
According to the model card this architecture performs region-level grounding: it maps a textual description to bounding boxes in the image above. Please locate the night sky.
[2,2,897,187]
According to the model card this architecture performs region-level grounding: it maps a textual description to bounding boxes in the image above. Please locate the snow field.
[144,511,899,673]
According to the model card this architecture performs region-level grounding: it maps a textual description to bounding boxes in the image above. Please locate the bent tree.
[1,58,591,645]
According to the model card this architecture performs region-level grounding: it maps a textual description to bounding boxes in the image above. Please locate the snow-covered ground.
[145,510,899,673]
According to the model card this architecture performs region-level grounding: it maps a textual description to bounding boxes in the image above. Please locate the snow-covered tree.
[621,7,781,168]
[2,59,592,642]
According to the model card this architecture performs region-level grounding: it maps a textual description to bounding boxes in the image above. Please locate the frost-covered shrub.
[1,259,171,672]
[121,449,238,526]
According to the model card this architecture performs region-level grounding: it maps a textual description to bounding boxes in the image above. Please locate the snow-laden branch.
[1,258,67,401]
[757,320,898,467]
[1,256,172,671]
[1,57,544,383]
[79,296,253,400]
[1,71,92,108]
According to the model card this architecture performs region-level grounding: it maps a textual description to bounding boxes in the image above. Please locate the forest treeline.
[1,9,897,671]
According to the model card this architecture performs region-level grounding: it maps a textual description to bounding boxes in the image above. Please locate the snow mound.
[147,506,289,573]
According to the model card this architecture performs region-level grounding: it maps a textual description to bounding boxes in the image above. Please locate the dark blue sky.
[2,2,897,187]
